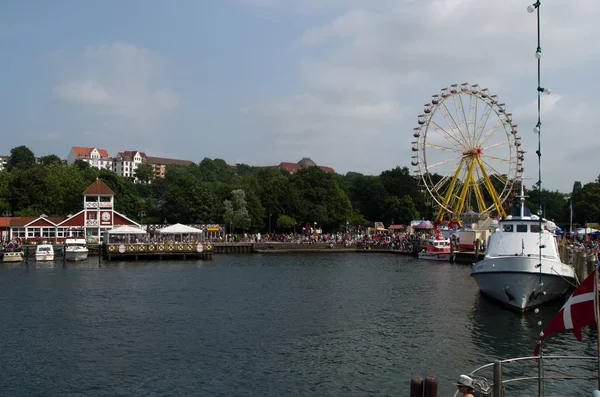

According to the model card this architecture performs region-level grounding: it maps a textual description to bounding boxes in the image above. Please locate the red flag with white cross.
[534,270,597,356]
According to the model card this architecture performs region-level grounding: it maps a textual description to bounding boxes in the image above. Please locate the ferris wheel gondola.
[411,83,522,221]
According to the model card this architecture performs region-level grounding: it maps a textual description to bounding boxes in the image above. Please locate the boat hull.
[418,252,451,261]
[65,250,89,262]
[2,252,24,263]
[471,256,575,311]
[36,254,54,262]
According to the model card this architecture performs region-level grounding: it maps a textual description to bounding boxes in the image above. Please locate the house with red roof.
[0,179,139,243]
[66,146,112,170]
[113,150,147,180]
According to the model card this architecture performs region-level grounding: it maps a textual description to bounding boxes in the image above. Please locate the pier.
[103,242,213,261]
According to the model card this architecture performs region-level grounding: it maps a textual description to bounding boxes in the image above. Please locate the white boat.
[2,251,24,263]
[418,234,452,261]
[64,238,89,261]
[471,185,575,312]
[35,244,54,262]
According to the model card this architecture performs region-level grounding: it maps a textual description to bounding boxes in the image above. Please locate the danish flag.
[534,270,597,356]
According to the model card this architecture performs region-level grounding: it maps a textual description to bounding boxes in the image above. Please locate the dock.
[103,242,213,261]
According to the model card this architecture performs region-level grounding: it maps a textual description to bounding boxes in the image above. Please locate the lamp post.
[293,218,296,235]
[138,211,146,230]
[346,219,349,234]
[269,212,272,235]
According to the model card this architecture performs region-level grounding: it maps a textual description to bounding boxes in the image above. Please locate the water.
[0,254,595,396]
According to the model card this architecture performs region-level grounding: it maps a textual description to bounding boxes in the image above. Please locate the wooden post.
[423,375,437,397]
[410,376,423,397]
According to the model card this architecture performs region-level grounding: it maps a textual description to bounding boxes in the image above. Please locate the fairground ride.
[411,83,524,221]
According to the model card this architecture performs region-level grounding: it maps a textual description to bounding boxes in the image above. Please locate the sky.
[0,0,598,192]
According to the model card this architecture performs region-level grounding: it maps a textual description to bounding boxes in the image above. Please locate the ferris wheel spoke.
[440,102,471,148]
[482,154,510,163]
[426,154,464,171]
[482,140,509,151]
[425,143,462,153]
[455,94,471,144]
[429,120,465,149]
[467,94,478,148]
[473,100,493,144]
[477,121,504,146]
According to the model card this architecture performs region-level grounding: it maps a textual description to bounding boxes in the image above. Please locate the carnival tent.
[158,223,204,234]
[410,220,433,229]
[108,225,147,234]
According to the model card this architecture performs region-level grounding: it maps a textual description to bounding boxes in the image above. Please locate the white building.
[66,147,112,170]
[0,156,9,171]
[112,151,147,180]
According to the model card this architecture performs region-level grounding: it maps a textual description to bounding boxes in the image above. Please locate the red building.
[0,179,139,242]
[265,158,335,174]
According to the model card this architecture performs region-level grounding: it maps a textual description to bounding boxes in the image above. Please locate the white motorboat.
[471,185,575,311]
[2,251,24,263]
[64,238,89,261]
[418,233,452,262]
[35,244,54,262]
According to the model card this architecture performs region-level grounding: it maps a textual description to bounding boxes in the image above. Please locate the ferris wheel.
[411,83,523,221]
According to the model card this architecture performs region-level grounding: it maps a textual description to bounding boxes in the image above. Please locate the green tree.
[277,215,294,231]
[7,145,36,171]
[223,189,251,232]
[39,154,62,166]
[134,162,155,184]
[74,159,90,171]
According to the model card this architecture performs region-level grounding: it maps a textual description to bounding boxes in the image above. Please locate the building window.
[89,213,96,220]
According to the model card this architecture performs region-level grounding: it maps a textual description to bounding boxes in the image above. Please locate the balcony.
[86,220,99,226]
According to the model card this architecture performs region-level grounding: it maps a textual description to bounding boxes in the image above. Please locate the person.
[456,374,477,397]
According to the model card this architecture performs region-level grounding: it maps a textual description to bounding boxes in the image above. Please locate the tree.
[7,146,36,171]
[73,159,90,171]
[134,162,155,184]
[277,215,294,231]
[39,154,62,166]
[223,189,251,232]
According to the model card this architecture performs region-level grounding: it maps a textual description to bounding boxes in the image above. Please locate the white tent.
[576,227,596,235]
[108,225,147,234]
[159,223,204,234]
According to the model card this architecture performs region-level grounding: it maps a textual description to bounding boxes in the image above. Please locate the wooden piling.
[410,376,423,397]
[423,376,438,397]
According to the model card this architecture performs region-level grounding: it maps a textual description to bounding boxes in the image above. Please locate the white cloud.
[246,0,600,191]
[54,42,178,127]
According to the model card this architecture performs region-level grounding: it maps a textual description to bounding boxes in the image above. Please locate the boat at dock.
[2,251,24,263]
[64,238,89,261]
[470,184,576,312]
[418,231,451,261]
[35,244,54,262]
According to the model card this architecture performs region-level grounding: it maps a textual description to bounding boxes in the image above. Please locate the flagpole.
[595,266,600,389]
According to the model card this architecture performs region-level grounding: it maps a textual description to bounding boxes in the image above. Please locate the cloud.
[54,42,178,127]
[245,0,600,191]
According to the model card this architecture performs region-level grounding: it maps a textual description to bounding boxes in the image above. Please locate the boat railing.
[452,355,597,397]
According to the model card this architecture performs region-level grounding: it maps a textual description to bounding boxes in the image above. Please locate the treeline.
[0,146,596,231]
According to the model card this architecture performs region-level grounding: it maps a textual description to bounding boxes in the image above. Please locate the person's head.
[456,374,475,393]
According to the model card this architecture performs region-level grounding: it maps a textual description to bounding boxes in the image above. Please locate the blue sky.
[1,0,599,192]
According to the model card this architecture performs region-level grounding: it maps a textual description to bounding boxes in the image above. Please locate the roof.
[82,179,115,195]
[0,217,10,227]
[5,216,66,227]
[298,158,317,168]
[319,166,335,173]
[146,156,193,166]
[115,151,147,161]
[71,146,111,158]
[159,223,203,234]
[278,162,301,171]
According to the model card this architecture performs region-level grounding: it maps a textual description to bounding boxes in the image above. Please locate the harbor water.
[0,254,596,396]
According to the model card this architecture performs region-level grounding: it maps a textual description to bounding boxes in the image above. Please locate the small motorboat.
[35,244,54,262]
[2,251,24,263]
[64,238,89,261]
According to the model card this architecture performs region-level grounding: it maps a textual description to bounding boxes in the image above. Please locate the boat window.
[530,224,541,233]
[517,224,528,233]
[502,224,513,232]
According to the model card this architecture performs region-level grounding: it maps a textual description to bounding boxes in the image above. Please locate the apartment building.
[112,151,147,179]
[146,156,194,178]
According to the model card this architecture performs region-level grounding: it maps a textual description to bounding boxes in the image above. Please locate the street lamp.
[346,219,349,234]
[138,211,146,229]
[293,218,296,235]
[269,212,272,234]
